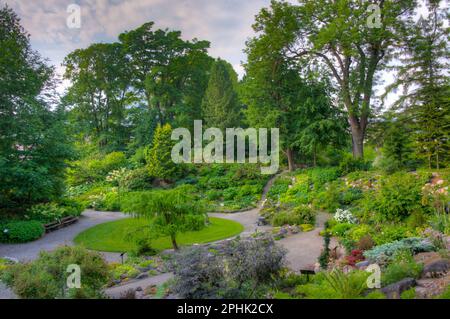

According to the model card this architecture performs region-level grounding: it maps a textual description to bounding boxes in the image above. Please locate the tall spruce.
[201,59,241,130]
[384,0,449,168]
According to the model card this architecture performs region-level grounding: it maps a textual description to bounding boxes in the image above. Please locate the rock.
[135,286,143,292]
[381,278,416,299]
[355,260,370,269]
[422,259,450,278]
[136,272,149,280]
[257,217,268,226]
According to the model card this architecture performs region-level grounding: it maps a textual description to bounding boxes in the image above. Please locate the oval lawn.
[74,217,244,252]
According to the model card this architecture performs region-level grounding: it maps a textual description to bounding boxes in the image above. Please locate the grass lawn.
[74,217,244,252]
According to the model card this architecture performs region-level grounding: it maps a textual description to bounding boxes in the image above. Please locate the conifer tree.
[201,59,241,130]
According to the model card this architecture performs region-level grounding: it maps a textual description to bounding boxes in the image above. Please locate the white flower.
[334,208,357,224]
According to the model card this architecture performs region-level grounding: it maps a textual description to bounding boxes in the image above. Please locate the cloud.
[4,0,273,77]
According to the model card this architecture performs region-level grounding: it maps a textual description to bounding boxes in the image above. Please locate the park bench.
[44,216,79,233]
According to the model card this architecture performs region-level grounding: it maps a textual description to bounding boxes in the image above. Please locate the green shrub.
[67,152,127,186]
[330,222,354,237]
[339,154,372,175]
[370,172,430,221]
[271,205,315,226]
[1,246,109,299]
[347,224,372,242]
[372,224,411,245]
[364,237,435,265]
[121,167,153,191]
[0,220,44,243]
[382,251,423,286]
[295,270,370,299]
[26,200,84,223]
[26,203,66,223]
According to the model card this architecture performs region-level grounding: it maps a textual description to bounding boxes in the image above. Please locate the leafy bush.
[271,205,315,226]
[26,203,66,223]
[67,152,127,186]
[171,236,286,299]
[295,270,370,299]
[369,172,430,221]
[339,154,371,175]
[371,224,413,245]
[0,220,44,243]
[26,200,84,223]
[1,246,109,299]
[382,251,423,286]
[363,237,435,265]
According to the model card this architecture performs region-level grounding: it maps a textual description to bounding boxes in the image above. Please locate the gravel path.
[0,210,126,262]
[105,273,174,299]
[210,174,335,271]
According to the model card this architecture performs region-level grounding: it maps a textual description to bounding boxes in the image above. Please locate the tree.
[381,118,414,172]
[252,0,417,158]
[63,42,133,152]
[242,4,347,170]
[383,0,449,169]
[119,22,212,126]
[122,187,206,250]
[0,5,73,213]
[145,123,181,181]
[202,59,241,129]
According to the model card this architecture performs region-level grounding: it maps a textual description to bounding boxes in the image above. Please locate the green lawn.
[74,217,244,252]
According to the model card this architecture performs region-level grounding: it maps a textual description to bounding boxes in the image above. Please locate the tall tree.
[0,5,72,212]
[384,0,449,169]
[202,59,241,130]
[63,43,133,152]
[242,3,347,170]
[119,22,212,126]
[252,0,417,158]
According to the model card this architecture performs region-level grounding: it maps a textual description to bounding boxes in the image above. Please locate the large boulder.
[422,259,450,278]
[381,278,416,299]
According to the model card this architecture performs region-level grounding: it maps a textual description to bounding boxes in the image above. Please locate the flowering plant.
[334,208,357,224]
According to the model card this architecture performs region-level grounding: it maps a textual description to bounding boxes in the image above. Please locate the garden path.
[210,174,335,271]
[0,210,126,262]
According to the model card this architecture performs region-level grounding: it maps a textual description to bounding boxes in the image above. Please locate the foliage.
[1,246,109,299]
[67,151,127,186]
[74,217,243,252]
[26,201,83,223]
[363,237,435,265]
[295,270,370,299]
[0,6,73,214]
[171,236,286,299]
[369,172,430,221]
[121,187,207,250]
[202,58,241,129]
[0,220,44,243]
[270,205,315,226]
[339,153,372,175]
[145,123,181,181]
[381,251,423,286]
[334,209,357,224]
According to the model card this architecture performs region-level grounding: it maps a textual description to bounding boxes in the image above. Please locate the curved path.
[0,210,127,263]
[211,174,335,271]
[1,173,334,298]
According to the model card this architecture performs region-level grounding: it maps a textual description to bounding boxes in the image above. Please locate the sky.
[4,0,277,81]
[3,0,446,105]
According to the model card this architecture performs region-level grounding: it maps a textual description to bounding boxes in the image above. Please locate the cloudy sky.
[4,0,279,79]
[3,0,445,105]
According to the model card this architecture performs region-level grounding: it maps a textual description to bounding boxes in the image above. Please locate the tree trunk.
[349,116,365,159]
[286,148,295,172]
[170,234,179,250]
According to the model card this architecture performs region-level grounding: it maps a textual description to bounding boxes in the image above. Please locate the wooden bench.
[44,216,79,233]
